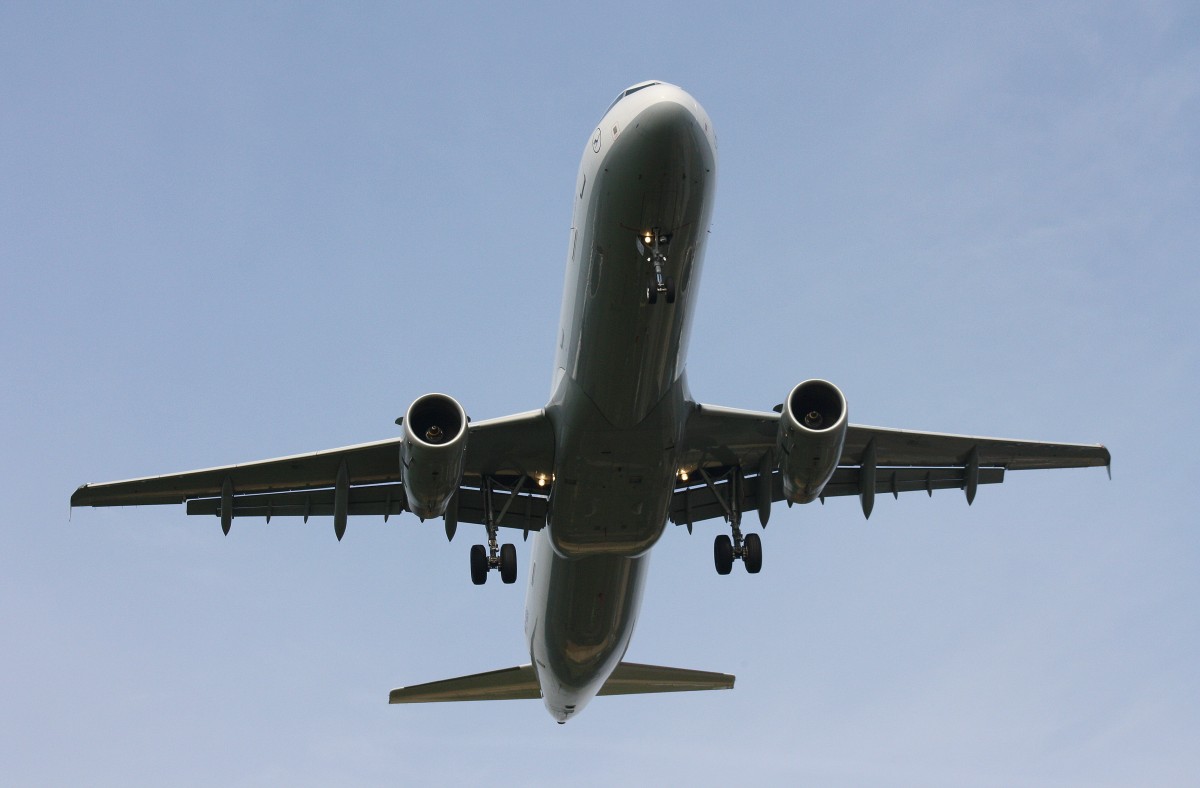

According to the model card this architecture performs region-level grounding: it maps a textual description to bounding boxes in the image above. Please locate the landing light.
[679,470,689,482]
[537,475,547,488]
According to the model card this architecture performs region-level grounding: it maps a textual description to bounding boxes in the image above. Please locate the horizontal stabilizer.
[597,661,735,695]
[388,661,734,704]
[389,664,540,703]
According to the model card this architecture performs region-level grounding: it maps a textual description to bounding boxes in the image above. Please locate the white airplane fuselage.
[525,83,718,722]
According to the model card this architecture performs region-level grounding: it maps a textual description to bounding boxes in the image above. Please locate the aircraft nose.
[620,96,716,169]
[630,97,705,143]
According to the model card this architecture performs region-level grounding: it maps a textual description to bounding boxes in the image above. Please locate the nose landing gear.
[640,227,676,305]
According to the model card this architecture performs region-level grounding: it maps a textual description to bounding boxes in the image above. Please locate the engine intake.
[777,379,847,504]
[401,393,468,519]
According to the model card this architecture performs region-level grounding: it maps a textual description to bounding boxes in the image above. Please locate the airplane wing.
[672,403,1111,527]
[71,409,556,536]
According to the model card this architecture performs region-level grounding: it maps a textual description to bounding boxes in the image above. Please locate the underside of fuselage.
[528,82,719,721]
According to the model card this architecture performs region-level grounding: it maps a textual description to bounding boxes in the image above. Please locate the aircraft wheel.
[665,277,676,304]
[646,284,658,305]
[499,543,518,584]
[714,534,733,575]
[470,544,488,585]
[743,532,762,574]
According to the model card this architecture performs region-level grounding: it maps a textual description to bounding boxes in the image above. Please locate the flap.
[185,480,549,532]
[670,466,1005,527]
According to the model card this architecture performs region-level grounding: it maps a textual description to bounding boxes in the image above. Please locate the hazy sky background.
[3,2,1197,785]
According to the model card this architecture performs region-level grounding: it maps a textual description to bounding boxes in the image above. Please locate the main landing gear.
[696,466,763,575]
[470,541,516,585]
[714,532,761,575]
[469,476,518,585]
[640,227,676,305]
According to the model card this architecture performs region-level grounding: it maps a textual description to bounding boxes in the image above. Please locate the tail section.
[388,661,733,704]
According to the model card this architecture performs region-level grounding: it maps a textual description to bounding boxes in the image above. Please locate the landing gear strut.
[640,227,676,305]
[699,466,763,575]
[470,476,520,585]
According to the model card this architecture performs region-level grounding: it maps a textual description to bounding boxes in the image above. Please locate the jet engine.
[401,393,468,520]
[777,379,847,504]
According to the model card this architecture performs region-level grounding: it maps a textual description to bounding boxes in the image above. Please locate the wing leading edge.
[673,403,1110,527]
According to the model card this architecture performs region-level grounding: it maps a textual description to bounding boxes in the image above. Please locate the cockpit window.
[605,81,662,113]
[624,81,660,97]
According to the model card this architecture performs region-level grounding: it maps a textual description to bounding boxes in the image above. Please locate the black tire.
[499,543,518,584]
[646,284,658,305]
[714,534,733,575]
[743,532,762,574]
[470,544,488,585]
[665,276,676,304]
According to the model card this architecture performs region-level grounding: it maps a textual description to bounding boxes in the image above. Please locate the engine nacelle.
[777,379,848,504]
[401,393,468,520]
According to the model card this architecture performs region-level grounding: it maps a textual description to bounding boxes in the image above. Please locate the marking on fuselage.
[592,128,601,153]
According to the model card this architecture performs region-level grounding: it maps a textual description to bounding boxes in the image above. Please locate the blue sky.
[3,2,1197,785]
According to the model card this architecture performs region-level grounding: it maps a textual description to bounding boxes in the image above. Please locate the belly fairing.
[545,373,689,557]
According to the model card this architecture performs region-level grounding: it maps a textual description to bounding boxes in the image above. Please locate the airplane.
[71,81,1111,723]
